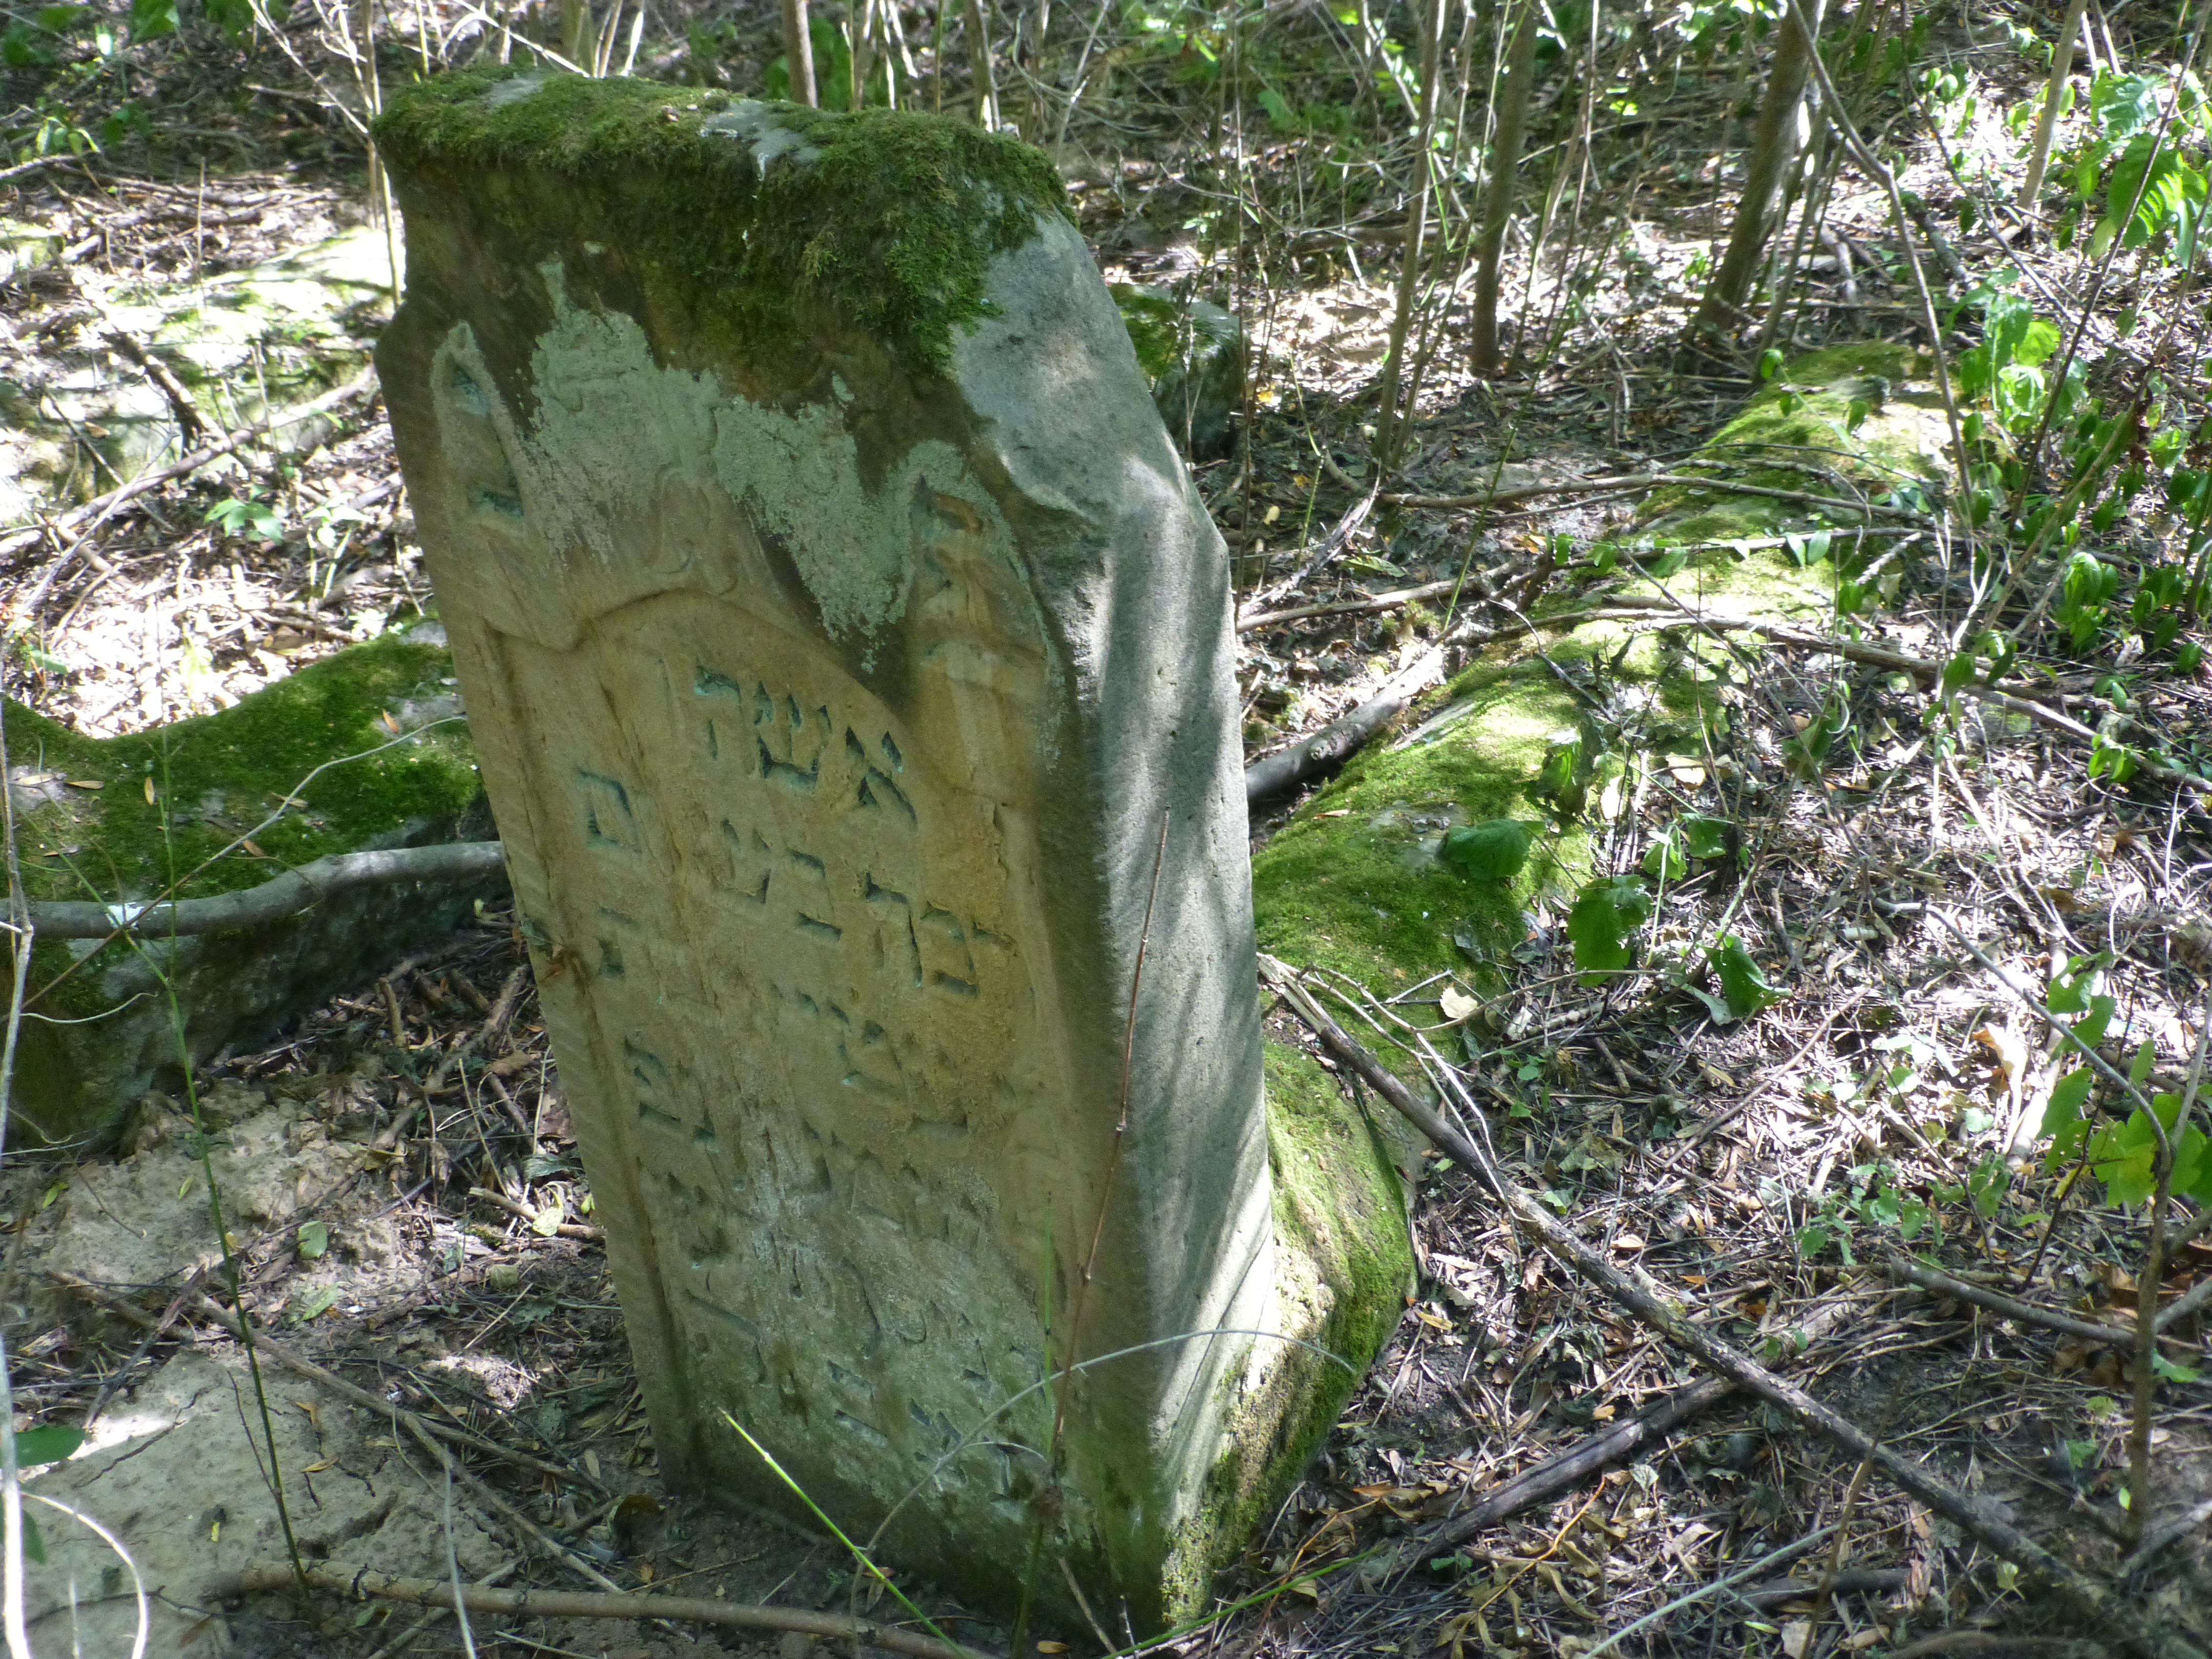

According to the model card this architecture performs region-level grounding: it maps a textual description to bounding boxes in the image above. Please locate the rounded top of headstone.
[374,71,1072,381]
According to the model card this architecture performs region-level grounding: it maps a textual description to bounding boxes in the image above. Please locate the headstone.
[376,73,1379,1633]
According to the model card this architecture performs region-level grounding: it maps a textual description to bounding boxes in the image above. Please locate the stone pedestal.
[377,74,1399,1631]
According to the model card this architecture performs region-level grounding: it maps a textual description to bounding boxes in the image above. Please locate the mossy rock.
[1111,284,1244,460]
[7,629,497,1148]
[0,225,392,527]
[1251,347,1940,1028]
[1184,1040,1416,1588]
[1252,656,1594,1006]
[1639,342,1947,540]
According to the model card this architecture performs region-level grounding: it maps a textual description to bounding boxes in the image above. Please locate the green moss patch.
[374,72,1071,381]
[10,634,481,1009]
[1176,1040,1414,1608]
[1251,661,1592,995]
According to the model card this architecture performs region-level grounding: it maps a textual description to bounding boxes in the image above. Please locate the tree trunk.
[781,0,818,106]
[1689,0,1825,344]
[1471,0,1540,376]
[2018,0,2089,208]
[964,0,1001,127]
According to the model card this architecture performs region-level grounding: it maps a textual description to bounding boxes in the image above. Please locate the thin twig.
[210,1563,1001,1659]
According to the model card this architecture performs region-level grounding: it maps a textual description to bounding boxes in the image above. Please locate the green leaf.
[296,1220,329,1261]
[1845,397,1870,434]
[1706,934,1784,1020]
[2130,1038,2157,1086]
[1757,347,1785,382]
[2041,1068,2095,1164]
[1566,875,1651,985]
[291,1285,340,1323]
[1941,652,1977,695]
[1442,819,1533,881]
[1680,814,1733,860]
[2090,1112,2160,1205]
[20,1515,41,1565]
[1640,830,1686,881]
[1968,1152,2008,1220]
[127,0,175,38]
[12,1426,84,1468]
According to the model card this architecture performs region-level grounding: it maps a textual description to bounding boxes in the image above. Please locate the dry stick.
[210,1564,999,1659]
[469,1185,603,1242]
[397,1416,624,1595]
[1888,1259,2197,1357]
[1245,650,1443,801]
[1257,958,2196,1657]
[1243,483,1382,611]
[24,841,506,939]
[1236,575,1463,632]
[363,1560,520,1659]
[0,372,379,563]
[1384,469,1923,517]
[1422,1289,1863,1549]
[47,1272,593,1490]
[2017,0,2090,208]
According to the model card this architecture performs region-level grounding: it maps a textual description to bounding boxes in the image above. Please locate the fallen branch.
[25,841,505,939]
[1245,649,1443,801]
[1257,956,2200,1658]
[208,1563,1001,1659]
[1424,1284,1863,1548]
[1238,576,1462,633]
[1243,482,1381,611]
[0,372,379,562]
[1384,470,1924,520]
[1889,1258,2200,1357]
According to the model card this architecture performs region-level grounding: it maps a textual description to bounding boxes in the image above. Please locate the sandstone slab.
[376,73,1402,1632]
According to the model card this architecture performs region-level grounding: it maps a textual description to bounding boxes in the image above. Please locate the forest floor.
[3,0,2212,1655]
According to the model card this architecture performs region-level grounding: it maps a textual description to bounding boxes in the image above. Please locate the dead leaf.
[1665,754,1707,786]
[1612,1234,1645,1253]
[66,779,102,791]
[142,776,158,803]
[1780,1619,1813,1658]
[1440,987,1479,1024]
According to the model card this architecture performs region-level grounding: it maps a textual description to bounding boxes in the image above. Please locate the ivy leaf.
[1442,819,1533,881]
[1707,934,1784,1020]
[1566,876,1651,985]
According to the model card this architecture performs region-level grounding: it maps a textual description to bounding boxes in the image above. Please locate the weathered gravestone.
[376,73,1405,1630]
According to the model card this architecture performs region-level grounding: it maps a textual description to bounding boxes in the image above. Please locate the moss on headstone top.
[373,71,1072,381]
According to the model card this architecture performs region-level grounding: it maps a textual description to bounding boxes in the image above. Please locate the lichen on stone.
[372,71,1073,381]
